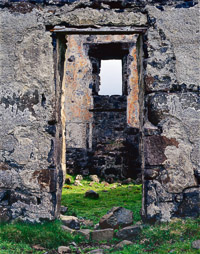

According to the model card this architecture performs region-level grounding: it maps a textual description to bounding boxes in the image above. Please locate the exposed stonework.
[0,0,199,223]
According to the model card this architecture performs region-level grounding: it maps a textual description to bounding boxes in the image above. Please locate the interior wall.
[64,34,142,180]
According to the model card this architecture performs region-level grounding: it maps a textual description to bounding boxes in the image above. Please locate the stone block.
[99,207,133,229]
[116,225,142,240]
[144,135,179,166]
[91,229,114,242]
[76,229,91,240]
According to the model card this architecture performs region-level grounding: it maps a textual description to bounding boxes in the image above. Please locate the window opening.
[99,60,122,95]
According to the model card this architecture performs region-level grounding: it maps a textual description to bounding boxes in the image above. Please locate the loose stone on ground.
[116,225,142,240]
[60,215,80,230]
[91,228,114,242]
[85,190,99,199]
[115,240,133,249]
[58,246,71,254]
[192,240,200,249]
[99,207,133,229]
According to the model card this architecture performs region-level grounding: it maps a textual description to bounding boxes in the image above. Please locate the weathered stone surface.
[147,5,199,90]
[145,92,199,194]
[85,190,99,199]
[91,229,114,242]
[115,240,133,250]
[60,215,80,230]
[144,135,179,166]
[46,7,147,27]
[144,169,159,180]
[116,225,142,240]
[174,187,200,218]
[99,207,133,229]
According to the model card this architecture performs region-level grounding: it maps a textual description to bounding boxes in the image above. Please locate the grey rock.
[115,240,133,249]
[80,219,94,227]
[116,225,142,240]
[91,229,114,242]
[192,240,200,250]
[75,175,83,181]
[122,178,132,185]
[60,215,80,230]
[99,207,133,229]
[60,206,68,214]
[89,175,100,183]
[85,190,99,199]
[65,177,72,184]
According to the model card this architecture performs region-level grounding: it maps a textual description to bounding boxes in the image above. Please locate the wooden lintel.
[50,26,147,34]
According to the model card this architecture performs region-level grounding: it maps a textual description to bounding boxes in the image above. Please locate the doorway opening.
[57,32,144,228]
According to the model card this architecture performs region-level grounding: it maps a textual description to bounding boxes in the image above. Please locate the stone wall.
[0,0,199,223]
[66,95,141,180]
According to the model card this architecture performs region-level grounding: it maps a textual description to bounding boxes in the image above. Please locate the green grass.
[0,220,83,253]
[0,176,199,254]
[110,217,200,253]
[61,178,142,224]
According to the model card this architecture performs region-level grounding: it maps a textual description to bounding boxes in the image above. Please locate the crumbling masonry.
[0,0,199,223]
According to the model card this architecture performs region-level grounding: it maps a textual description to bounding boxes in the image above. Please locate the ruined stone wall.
[0,0,199,223]
[66,95,141,180]
[64,33,141,180]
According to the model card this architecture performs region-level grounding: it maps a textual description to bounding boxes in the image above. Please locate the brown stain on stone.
[33,169,56,192]
[145,75,154,91]
[0,162,11,171]
[144,135,179,166]
[65,35,92,123]
[8,2,39,14]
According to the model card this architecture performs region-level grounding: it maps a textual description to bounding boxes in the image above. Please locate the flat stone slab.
[76,229,91,240]
[91,228,114,242]
[116,225,142,240]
